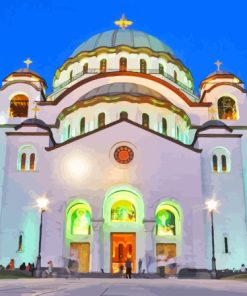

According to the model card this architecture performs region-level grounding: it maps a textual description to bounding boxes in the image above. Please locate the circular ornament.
[114,146,134,164]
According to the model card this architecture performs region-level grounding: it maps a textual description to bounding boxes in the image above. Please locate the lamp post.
[35,196,49,277]
[205,199,219,279]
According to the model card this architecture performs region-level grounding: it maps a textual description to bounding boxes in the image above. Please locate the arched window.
[80,117,85,134]
[221,155,227,172]
[111,200,136,222]
[156,208,176,236]
[17,145,37,172]
[212,147,230,173]
[140,59,147,74]
[83,63,88,74]
[142,113,149,128]
[174,70,177,82]
[67,204,91,235]
[159,63,164,75]
[21,153,26,171]
[162,118,167,135]
[176,126,180,140]
[9,94,29,118]
[218,96,237,120]
[98,112,105,128]
[67,124,71,139]
[18,234,23,252]
[100,59,107,73]
[69,70,73,81]
[213,155,218,172]
[30,153,35,171]
[120,111,128,119]
[120,57,127,71]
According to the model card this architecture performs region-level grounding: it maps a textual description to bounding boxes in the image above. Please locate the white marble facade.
[0,28,246,273]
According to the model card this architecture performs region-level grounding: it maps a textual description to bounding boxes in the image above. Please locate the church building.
[0,16,246,273]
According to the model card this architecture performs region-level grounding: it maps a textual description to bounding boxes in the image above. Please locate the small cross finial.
[24,58,32,69]
[32,102,40,119]
[209,106,217,120]
[214,60,222,72]
[114,14,133,29]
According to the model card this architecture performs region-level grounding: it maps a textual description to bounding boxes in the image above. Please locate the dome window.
[174,70,177,83]
[120,111,128,119]
[120,57,127,71]
[100,59,107,73]
[69,70,73,81]
[9,94,29,118]
[159,63,164,76]
[83,63,88,74]
[162,118,167,135]
[98,112,105,128]
[80,117,85,134]
[142,113,149,128]
[140,59,147,74]
[218,96,238,120]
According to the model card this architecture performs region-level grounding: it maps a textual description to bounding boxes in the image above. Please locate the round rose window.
[114,146,134,164]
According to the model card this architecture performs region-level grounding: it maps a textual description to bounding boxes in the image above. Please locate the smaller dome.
[15,118,49,131]
[15,68,42,77]
[199,120,231,131]
[21,118,48,126]
[206,70,232,78]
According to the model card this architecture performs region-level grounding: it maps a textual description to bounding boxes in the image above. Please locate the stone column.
[91,220,102,272]
[144,220,155,273]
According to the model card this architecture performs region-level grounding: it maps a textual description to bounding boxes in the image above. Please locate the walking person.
[157,251,167,278]
[138,258,142,274]
[125,257,132,279]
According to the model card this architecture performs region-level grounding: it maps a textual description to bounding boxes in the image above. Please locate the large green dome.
[71,29,173,57]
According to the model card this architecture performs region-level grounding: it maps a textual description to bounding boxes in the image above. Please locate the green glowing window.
[156,209,175,236]
[111,200,136,222]
[71,206,91,235]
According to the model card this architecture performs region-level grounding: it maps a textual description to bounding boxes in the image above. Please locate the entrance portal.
[156,243,176,275]
[70,242,90,272]
[111,233,136,273]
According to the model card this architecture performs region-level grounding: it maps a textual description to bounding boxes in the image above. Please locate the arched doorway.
[155,201,182,275]
[65,201,92,272]
[103,187,144,273]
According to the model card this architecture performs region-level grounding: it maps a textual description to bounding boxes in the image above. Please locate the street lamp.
[205,199,219,279]
[35,196,49,276]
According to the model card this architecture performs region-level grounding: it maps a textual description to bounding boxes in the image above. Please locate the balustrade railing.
[53,68,195,95]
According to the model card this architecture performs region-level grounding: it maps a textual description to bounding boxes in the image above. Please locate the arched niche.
[103,186,144,225]
[66,200,92,238]
[155,200,182,237]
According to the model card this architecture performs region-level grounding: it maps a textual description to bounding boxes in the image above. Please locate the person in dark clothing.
[125,258,132,279]
[20,262,26,270]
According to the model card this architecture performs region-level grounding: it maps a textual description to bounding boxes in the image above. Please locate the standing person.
[157,251,167,278]
[138,258,142,274]
[125,257,132,279]
[45,260,53,277]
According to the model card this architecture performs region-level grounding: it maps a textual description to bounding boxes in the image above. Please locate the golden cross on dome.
[209,106,217,120]
[214,60,222,72]
[24,58,32,69]
[114,14,133,29]
[32,102,40,119]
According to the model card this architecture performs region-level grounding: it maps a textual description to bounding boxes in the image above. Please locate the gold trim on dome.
[52,46,193,88]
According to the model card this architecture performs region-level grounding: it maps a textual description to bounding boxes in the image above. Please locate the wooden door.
[70,242,90,272]
[156,243,176,274]
[111,233,136,273]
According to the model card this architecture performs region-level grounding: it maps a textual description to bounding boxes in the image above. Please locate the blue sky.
[1,0,247,93]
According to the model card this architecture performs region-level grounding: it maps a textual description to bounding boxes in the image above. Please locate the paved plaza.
[0,278,246,296]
